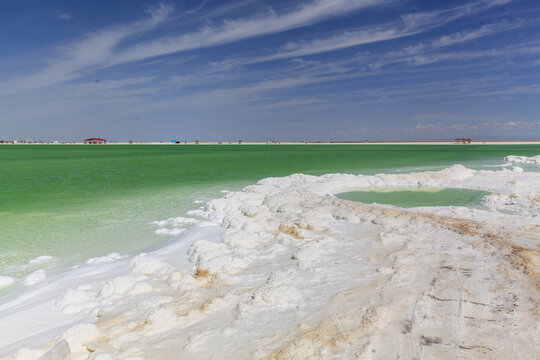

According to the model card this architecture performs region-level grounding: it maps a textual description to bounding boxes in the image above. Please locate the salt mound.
[0,276,14,289]
[28,256,53,265]
[23,270,46,286]
[504,154,540,165]
[1,161,539,359]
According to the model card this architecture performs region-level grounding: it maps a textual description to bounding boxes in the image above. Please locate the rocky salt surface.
[1,161,539,359]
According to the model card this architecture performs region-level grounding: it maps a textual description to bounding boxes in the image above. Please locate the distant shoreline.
[2,140,540,145]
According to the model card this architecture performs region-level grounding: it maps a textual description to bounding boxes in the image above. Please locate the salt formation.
[504,154,540,165]
[0,277,14,289]
[1,162,539,359]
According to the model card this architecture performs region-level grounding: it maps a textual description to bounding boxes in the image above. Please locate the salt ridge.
[1,160,539,359]
[504,154,540,165]
[28,256,53,265]
[152,216,201,236]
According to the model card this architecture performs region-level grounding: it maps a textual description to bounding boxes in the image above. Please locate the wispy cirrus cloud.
[401,0,514,28]
[108,0,394,66]
[0,3,174,94]
[433,20,523,47]
[202,0,519,66]
[1,0,538,141]
[1,0,518,94]
[416,120,540,132]
[58,13,74,20]
[361,15,526,69]
[1,0,393,94]
[255,26,414,62]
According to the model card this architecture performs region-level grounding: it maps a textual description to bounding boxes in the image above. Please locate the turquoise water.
[0,144,538,289]
[336,188,492,208]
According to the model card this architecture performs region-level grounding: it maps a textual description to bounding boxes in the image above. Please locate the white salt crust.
[28,256,53,265]
[0,277,14,289]
[152,216,200,236]
[504,154,540,165]
[1,160,539,359]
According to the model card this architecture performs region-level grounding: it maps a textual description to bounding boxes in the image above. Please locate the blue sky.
[1,0,539,141]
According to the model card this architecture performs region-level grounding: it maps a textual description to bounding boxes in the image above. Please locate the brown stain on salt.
[194,267,215,288]
[296,223,314,231]
[278,224,305,240]
[194,268,211,280]
[333,197,540,290]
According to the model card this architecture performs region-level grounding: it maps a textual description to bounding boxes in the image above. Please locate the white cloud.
[3,0,518,95]
[108,0,393,66]
[433,20,523,47]
[0,3,174,94]
[257,26,412,62]
[415,120,539,132]
[194,1,521,67]
[359,15,527,70]
[401,0,514,28]
[1,0,394,93]
[58,13,74,20]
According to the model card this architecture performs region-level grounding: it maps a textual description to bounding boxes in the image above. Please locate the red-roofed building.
[84,138,107,144]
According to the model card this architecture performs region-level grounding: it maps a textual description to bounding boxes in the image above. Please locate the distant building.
[84,138,107,144]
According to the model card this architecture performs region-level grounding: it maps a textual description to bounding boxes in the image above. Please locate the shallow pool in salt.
[336,187,491,208]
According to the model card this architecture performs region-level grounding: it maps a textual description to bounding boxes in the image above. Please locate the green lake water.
[336,188,492,208]
[0,144,538,287]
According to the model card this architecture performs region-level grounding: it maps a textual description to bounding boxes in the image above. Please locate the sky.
[1,0,539,141]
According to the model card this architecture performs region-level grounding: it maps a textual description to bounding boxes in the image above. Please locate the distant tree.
[195,140,200,144]
[238,140,243,144]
